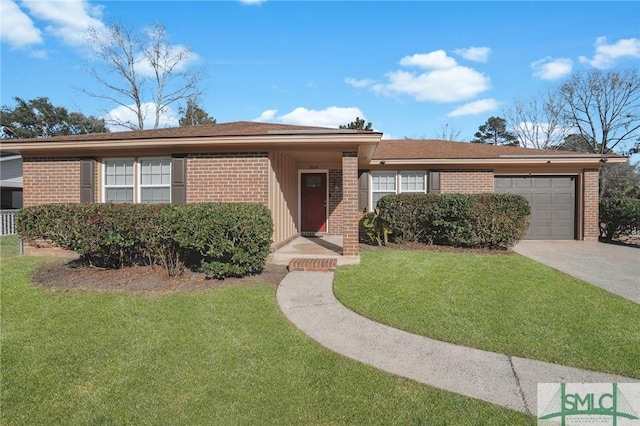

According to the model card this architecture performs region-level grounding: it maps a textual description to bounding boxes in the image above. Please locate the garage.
[495,176,576,240]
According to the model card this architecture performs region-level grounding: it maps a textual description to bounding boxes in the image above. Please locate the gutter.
[370,157,628,166]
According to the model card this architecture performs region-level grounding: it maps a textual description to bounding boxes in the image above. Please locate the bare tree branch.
[83,22,203,130]
[558,68,640,154]
[504,90,569,149]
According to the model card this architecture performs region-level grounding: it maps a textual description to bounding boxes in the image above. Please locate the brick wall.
[22,157,81,206]
[186,153,269,205]
[441,170,494,193]
[582,168,600,241]
[328,169,343,235]
[342,153,359,257]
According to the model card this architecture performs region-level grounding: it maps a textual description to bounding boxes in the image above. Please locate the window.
[370,171,427,208]
[371,171,396,208]
[140,158,171,203]
[104,159,134,203]
[400,171,426,192]
[103,158,171,204]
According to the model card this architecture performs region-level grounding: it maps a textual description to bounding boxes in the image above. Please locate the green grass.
[0,235,19,258]
[334,249,640,379]
[0,256,532,425]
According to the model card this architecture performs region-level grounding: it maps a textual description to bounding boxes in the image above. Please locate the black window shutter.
[80,158,95,203]
[171,155,187,204]
[429,171,441,193]
[358,170,369,211]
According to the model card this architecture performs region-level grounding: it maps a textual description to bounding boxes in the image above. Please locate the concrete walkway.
[513,240,640,303]
[277,271,638,415]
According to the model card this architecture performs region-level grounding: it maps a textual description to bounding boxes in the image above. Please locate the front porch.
[268,235,360,266]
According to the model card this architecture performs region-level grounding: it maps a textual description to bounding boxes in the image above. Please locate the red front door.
[301,173,327,232]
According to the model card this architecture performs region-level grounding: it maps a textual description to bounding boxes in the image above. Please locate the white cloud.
[579,37,640,69]
[360,50,490,103]
[253,109,278,121]
[104,102,178,131]
[399,50,457,69]
[238,0,266,4]
[531,57,573,80]
[253,106,366,128]
[453,47,491,63]
[0,0,42,48]
[447,98,499,117]
[373,66,490,103]
[20,0,105,47]
[344,77,375,88]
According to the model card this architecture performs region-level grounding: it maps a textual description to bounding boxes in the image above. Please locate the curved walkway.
[276,271,638,415]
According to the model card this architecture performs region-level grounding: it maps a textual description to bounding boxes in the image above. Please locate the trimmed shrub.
[16,202,273,278]
[600,197,640,239]
[157,203,273,279]
[376,193,530,249]
[17,203,161,268]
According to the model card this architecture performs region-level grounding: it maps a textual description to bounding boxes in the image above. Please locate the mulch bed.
[360,241,513,255]
[30,237,638,294]
[32,260,289,294]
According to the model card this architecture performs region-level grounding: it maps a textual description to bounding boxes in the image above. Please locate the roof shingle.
[373,139,607,159]
[8,121,366,143]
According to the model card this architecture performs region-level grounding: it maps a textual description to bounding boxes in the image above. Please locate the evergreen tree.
[339,117,373,131]
[471,116,518,146]
[178,98,216,126]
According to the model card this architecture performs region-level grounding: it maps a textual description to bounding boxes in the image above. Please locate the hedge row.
[600,197,640,239]
[16,203,273,279]
[374,193,531,249]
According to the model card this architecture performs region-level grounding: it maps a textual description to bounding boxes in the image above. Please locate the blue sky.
[1,1,639,145]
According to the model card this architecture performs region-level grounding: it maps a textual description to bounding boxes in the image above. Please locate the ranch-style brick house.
[0,121,625,259]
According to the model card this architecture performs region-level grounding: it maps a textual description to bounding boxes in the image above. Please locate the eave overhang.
[370,155,627,166]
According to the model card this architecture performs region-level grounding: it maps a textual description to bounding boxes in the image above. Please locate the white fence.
[1,209,19,236]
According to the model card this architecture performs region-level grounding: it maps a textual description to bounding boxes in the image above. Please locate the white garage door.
[495,176,576,240]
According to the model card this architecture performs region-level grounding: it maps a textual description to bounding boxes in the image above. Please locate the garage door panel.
[555,209,573,221]
[530,225,552,239]
[495,179,514,190]
[534,177,553,189]
[495,176,575,240]
[553,225,574,239]
[554,193,573,205]
[514,179,534,189]
[533,193,553,205]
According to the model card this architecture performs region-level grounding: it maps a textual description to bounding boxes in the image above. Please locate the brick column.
[582,168,600,241]
[342,152,359,256]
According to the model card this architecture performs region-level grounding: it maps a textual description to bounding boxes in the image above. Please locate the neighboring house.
[0,121,625,258]
[0,152,23,209]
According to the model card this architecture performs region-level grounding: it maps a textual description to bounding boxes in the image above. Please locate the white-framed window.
[102,157,171,204]
[400,171,426,193]
[104,158,134,203]
[370,170,427,208]
[139,158,171,204]
[371,171,396,208]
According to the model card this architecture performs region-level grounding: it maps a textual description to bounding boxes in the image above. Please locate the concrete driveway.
[513,240,640,303]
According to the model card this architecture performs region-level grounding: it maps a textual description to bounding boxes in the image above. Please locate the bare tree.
[433,123,461,141]
[504,91,569,149]
[84,22,203,130]
[557,68,640,155]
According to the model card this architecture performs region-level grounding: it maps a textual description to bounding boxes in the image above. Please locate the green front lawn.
[334,249,640,379]
[0,235,19,258]
[1,256,531,425]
